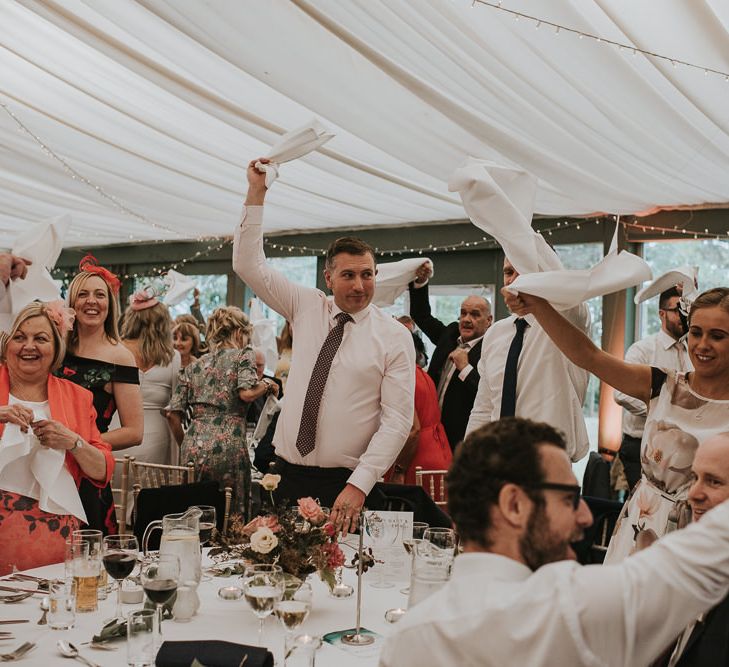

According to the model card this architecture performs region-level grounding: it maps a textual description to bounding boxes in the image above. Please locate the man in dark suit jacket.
[660,433,729,667]
[408,262,492,450]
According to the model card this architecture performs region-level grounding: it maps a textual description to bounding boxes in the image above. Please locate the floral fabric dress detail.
[606,369,729,562]
[55,353,140,535]
[170,347,258,518]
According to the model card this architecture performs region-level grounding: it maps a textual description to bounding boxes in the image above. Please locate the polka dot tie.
[295,312,353,457]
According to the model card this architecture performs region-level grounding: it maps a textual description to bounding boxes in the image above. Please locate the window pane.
[640,240,729,337]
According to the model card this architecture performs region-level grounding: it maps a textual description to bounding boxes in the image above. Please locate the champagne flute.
[242,564,284,647]
[140,554,180,648]
[102,534,139,621]
[400,522,429,595]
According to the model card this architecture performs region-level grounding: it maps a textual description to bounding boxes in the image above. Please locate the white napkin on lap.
[634,266,699,305]
[373,258,433,307]
[1,214,71,331]
[506,224,652,311]
[0,423,87,523]
[255,120,335,188]
[448,158,561,275]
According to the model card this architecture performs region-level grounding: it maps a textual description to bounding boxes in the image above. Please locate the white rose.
[250,527,278,555]
[261,473,281,492]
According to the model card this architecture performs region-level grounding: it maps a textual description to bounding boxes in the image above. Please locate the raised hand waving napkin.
[255,120,335,188]
[373,258,434,307]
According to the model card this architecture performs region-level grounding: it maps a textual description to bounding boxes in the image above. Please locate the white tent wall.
[2,0,729,248]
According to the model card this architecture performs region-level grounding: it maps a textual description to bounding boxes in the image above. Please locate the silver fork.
[0,642,35,661]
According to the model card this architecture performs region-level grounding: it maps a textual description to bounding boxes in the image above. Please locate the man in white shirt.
[614,287,691,490]
[466,258,591,461]
[380,418,729,667]
[233,158,415,534]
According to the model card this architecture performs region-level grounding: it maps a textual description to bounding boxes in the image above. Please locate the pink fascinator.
[44,300,76,334]
[78,254,121,295]
[130,289,159,311]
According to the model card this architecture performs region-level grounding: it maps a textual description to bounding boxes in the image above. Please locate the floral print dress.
[605,368,729,562]
[55,353,140,535]
[170,347,258,518]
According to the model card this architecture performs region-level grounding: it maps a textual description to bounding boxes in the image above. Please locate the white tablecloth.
[0,554,404,665]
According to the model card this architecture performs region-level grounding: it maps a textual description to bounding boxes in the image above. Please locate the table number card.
[362,510,413,582]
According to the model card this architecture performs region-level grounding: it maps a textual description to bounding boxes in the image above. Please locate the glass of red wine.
[102,534,139,621]
[140,554,180,647]
[191,505,217,547]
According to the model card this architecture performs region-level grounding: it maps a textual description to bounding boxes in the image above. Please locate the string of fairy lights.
[471,0,729,83]
[47,215,729,282]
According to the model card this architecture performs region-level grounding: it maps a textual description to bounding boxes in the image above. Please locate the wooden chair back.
[130,458,196,525]
[414,466,448,507]
[112,455,132,533]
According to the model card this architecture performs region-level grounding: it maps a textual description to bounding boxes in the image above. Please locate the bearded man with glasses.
[380,417,729,667]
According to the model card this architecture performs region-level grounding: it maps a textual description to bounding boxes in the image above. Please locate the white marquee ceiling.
[1,0,729,248]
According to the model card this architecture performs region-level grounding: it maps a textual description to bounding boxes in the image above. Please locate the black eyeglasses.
[530,482,582,510]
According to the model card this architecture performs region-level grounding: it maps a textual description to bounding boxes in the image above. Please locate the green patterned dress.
[170,347,257,517]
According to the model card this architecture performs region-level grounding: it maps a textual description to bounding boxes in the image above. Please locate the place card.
[362,510,413,582]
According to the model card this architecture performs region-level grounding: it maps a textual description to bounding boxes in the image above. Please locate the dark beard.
[519,503,573,571]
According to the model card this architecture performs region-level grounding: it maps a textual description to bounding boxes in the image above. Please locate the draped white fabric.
[1,0,729,247]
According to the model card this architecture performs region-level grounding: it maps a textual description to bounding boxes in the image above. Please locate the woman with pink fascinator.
[55,255,143,535]
[0,301,114,574]
[120,286,181,467]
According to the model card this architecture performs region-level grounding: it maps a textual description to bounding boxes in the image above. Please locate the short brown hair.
[172,321,201,358]
[689,287,729,324]
[325,237,376,270]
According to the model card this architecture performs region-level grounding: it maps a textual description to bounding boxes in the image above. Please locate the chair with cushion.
[414,466,448,507]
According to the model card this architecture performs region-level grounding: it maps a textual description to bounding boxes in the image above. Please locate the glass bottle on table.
[140,554,180,648]
[103,534,139,621]
[242,564,284,647]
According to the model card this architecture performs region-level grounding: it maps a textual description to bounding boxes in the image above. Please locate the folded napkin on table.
[156,640,273,667]
[372,257,433,307]
[255,119,334,188]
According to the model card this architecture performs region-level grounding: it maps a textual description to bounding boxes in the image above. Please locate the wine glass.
[423,527,457,556]
[400,522,429,595]
[192,505,217,547]
[365,513,398,588]
[102,534,139,621]
[140,554,180,648]
[275,580,312,658]
[242,564,284,647]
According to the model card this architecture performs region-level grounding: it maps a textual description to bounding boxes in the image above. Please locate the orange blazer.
[0,365,114,488]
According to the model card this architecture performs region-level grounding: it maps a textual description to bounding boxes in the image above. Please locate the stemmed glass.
[140,554,180,648]
[400,522,429,595]
[423,527,457,556]
[242,564,284,647]
[275,580,312,658]
[365,513,398,589]
[102,534,139,621]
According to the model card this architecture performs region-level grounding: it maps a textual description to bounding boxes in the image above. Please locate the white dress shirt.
[466,306,591,461]
[380,499,729,667]
[614,330,691,438]
[233,206,415,495]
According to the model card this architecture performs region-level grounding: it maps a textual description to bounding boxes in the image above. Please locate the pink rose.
[297,497,326,525]
[242,514,281,536]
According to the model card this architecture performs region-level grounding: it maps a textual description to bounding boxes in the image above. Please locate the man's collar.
[507,313,536,327]
[452,552,531,581]
[658,328,682,349]
[457,334,485,349]
[329,299,371,324]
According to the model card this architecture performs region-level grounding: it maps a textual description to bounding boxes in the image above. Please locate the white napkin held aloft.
[506,224,652,311]
[634,266,699,305]
[1,214,71,331]
[373,258,434,308]
[255,119,335,188]
[448,158,561,275]
[163,270,197,307]
[249,298,279,375]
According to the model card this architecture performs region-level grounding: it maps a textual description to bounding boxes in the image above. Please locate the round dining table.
[0,552,406,666]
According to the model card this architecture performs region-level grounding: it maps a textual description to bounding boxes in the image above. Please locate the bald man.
[409,262,492,450]
[664,433,729,666]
